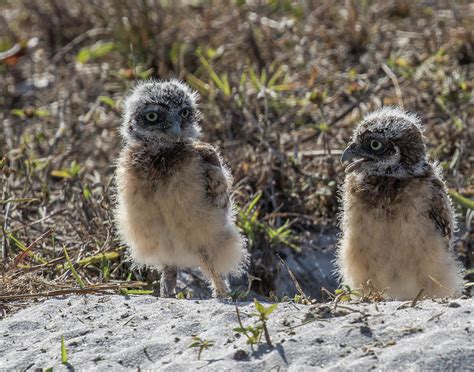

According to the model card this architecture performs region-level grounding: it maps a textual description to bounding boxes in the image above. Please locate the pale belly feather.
[116,158,232,268]
[339,191,460,298]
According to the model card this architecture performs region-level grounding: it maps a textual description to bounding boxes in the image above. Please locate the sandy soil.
[1,295,473,371]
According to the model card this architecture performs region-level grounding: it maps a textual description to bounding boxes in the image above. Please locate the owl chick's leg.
[160,265,177,297]
[210,271,228,299]
[199,249,228,298]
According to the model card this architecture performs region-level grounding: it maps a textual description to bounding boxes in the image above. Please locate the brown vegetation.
[1,0,472,314]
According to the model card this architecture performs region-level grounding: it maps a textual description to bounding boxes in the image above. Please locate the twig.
[334,304,366,314]
[2,202,11,268]
[298,76,390,147]
[411,288,424,307]
[235,306,244,329]
[285,149,344,158]
[0,282,147,301]
[122,315,135,326]
[382,63,404,109]
[48,96,68,155]
[261,211,316,222]
[276,254,313,305]
[6,208,67,234]
[0,287,116,300]
[277,318,320,332]
[0,198,40,204]
[321,287,336,300]
[8,256,66,277]
[12,229,54,268]
[246,26,265,73]
[51,28,110,64]
[427,312,445,322]
[328,75,389,126]
[428,274,456,296]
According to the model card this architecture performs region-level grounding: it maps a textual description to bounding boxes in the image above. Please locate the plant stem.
[262,322,273,348]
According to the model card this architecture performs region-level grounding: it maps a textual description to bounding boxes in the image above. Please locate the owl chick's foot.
[211,275,230,299]
[160,265,177,297]
[198,248,230,299]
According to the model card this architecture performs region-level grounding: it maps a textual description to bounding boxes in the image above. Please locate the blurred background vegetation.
[1,0,472,310]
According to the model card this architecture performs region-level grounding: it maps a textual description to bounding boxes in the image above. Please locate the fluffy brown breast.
[123,141,194,184]
[347,175,424,211]
[119,140,232,211]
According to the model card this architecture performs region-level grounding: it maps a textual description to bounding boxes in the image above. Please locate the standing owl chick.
[336,107,464,300]
[115,79,247,298]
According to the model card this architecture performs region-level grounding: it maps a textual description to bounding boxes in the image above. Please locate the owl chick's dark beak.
[341,142,358,163]
[341,142,366,173]
[165,113,182,137]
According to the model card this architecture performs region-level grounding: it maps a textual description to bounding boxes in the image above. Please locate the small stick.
[0,282,147,301]
[13,229,54,268]
[321,287,336,300]
[411,288,424,308]
[382,63,404,109]
[0,287,116,300]
[276,254,313,305]
[51,28,110,64]
[428,274,457,296]
[235,306,244,329]
[2,202,11,268]
[5,209,66,234]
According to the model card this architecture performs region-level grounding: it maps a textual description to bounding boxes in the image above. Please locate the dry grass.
[1,0,473,315]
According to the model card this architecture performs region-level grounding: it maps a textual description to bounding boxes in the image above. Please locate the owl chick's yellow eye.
[145,112,158,122]
[370,140,383,151]
[180,109,190,119]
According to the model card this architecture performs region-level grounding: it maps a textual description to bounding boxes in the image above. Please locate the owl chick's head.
[121,79,201,144]
[341,107,429,178]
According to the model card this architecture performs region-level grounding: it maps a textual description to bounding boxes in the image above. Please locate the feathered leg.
[160,265,177,297]
[199,249,228,298]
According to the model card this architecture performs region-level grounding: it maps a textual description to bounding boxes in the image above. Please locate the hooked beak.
[341,142,358,163]
[341,142,367,173]
[165,114,182,138]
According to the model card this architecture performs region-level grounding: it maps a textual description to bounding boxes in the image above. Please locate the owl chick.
[115,79,247,298]
[336,107,464,300]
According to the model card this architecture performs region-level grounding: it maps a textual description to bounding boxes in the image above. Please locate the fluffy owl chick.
[336,107,464,300]
[115,79,247,298]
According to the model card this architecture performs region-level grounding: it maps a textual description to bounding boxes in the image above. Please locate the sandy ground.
[1,295,473,371]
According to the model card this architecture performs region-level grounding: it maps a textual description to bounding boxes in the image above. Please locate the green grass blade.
[61,336,68,364]
[448,190,474,210]
[186,73,211,95]
[56,251,120,270]
[8,234,48,264]
[248,67,260,89]
[246,192,262,215]
[0,197,40,204]
[267,65,285,87]
[198,53,231,96]
[120,289,154,295]
[63,246,86,288]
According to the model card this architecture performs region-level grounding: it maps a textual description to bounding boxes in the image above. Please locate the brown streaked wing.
[194,142,230,209]
[426,177,454,242]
